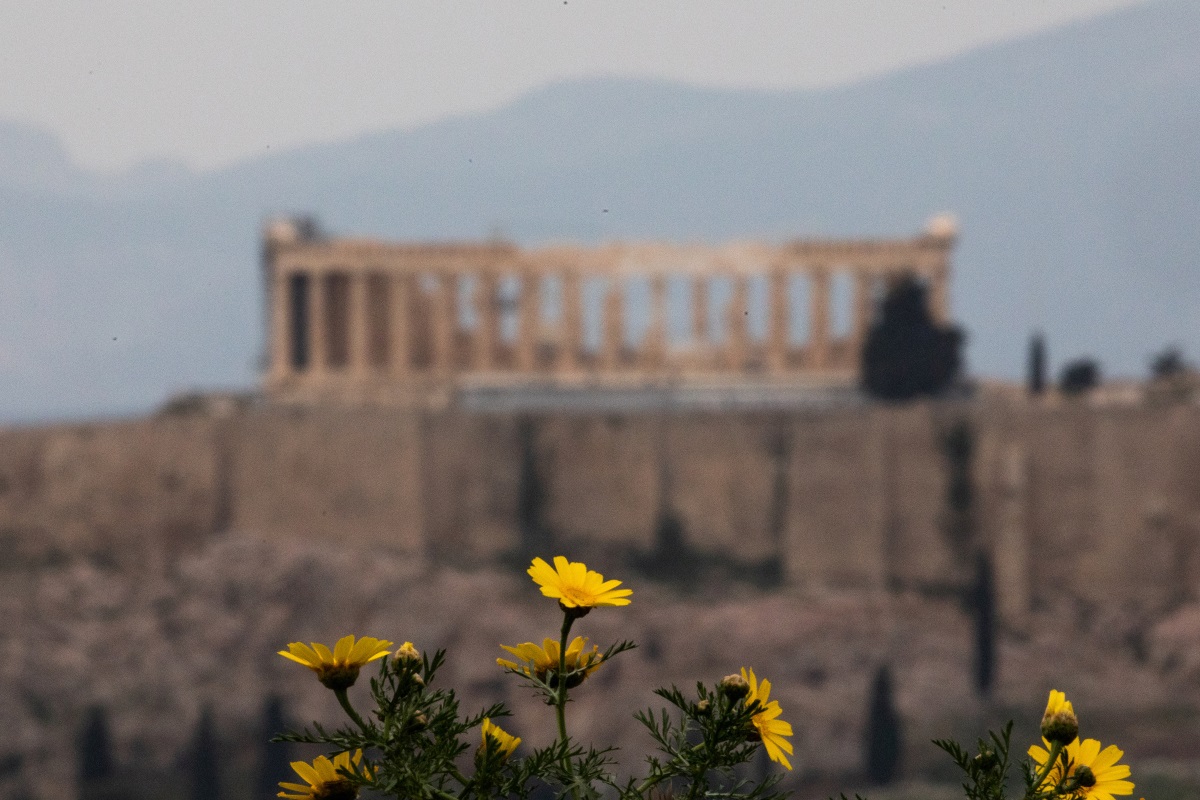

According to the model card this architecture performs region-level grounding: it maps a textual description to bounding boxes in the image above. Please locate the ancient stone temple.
[262,216,956,406]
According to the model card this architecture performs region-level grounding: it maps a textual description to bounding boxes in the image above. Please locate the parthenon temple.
[262,216,956,406]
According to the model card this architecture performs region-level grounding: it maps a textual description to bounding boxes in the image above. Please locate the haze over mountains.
[0,0,1196,422]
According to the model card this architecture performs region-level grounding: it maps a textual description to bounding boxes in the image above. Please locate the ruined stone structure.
[262,217,956,405]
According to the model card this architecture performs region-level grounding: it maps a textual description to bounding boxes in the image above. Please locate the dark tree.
[77,705,115,786]
[861,276,964,401]
[864,665,902,785]
[257,695,293,798]
[187,707,221,800]
[516,416,551,558]
[943,422,974,548]
[1028,332,1047,395]
[971,551,997,696]
[1059,358,1100,396]
[1150,346,1188,380]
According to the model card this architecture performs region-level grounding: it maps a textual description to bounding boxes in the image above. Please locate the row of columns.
[272,266,949,380]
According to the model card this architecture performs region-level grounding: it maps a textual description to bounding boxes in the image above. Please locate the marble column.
[269,271,291,379]
[348,271,370,377]
[691,276,709,343]
[767,269,788,373]
[474,273,497,370]
[309,269,328,375]
[809,266,830,368]
[517,273,539,371]
[559,271,582,371]
[431,274,455,373]
[390,274,412,375]
[727,275,748,369]
[851,271,874,358]
[645,274,667,368]
[602,279,624,369]
[929,263,950,324]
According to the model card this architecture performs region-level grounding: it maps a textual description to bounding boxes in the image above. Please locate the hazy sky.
[1,0,1148,173]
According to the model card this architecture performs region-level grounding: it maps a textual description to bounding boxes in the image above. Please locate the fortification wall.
[227,408,425,553]
[0,416,223,563]
[974,404,1200,623]
[2,402,1198,621]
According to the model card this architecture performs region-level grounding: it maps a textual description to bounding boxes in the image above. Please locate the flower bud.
[1040,709,1079,746]
[1073,765,1096,788]
[720,674,750,701]
[695,699,711,716]
[411,712,428,731]
[973,748,998,771]
[394,641,421,663]
[1040,689,1079,746]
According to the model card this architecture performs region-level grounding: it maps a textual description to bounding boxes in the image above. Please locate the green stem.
[334,687,370,733]
[635,774,667,795]
[556,609,579,800]
[453,765,475,800]
[1028,741,1063,800]
[555,611,575,743]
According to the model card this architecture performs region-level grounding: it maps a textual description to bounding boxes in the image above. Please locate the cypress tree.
[516,416,550,558]
[257,695,293,798]
[861,276,964,401]
[972,551,997,696]
[187,706,221,800]
[77,705,115,787]
[864,665,902,785]
[1059,358,1100,395]
[943,422,974,550]
[1028,332,1047,395]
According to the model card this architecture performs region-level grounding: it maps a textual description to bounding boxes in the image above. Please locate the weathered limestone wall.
[1,402,1198,619]
[975,405,1200,624]
[536,415,662,553]
[665,413,782,562]
[419,412,524,561]
[1026,407,1200,614]
[228,408,425,553]
[0,417,223,561]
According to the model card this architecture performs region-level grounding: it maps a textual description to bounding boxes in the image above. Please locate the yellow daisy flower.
[497,636,601,688]
[1028,737,1134,800]
[741,667,794,771]
[278,749,369,800]
[480,717,521,759]
[278,635,394,690]
[528,556,632,609]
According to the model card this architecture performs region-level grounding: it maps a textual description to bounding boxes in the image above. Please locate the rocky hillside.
[4,530,1200,799]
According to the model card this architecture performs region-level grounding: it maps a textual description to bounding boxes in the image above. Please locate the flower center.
[561,586,592,606]
[316,664,362,691]
[315,779,358,800]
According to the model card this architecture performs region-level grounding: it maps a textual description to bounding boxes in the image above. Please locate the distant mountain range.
[0,0,1197,422]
